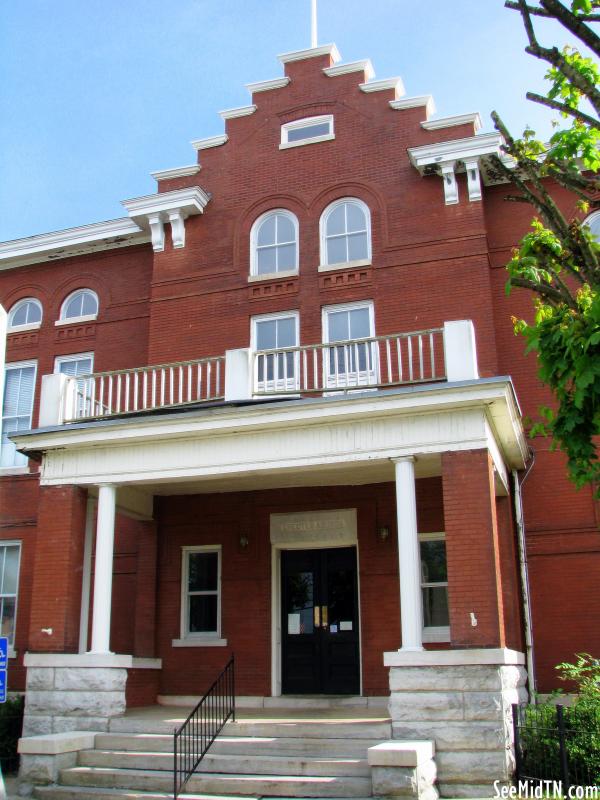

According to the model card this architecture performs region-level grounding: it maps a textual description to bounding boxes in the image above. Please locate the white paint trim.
[408,133,503,172]
[279,133,335,150]
[151,165,201,181]
[246,77,290,94]
[248,268,298,282]
[319,197,372,269]
[324,60,375,80]
[190,134,228,151]
[122,186,210,219]
[280,115,334,149]
[0,467,29,476]
[359,77,405,96]
[172,637,228,647]
[24,652,135,668]
[7,321,41,334]
[219,105,257,120]
[54,314,97,327]
[277,44,341,65]
[317,258,371,273]
[383,647,526,667]
[54,352,94,374]
[422,112,482,132]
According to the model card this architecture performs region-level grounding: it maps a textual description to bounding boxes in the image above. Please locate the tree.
[489,0,600,493]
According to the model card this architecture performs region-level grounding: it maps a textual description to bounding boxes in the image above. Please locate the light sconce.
[378,526,390,542]
[239,534,249,549]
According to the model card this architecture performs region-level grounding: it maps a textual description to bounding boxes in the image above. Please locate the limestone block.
[368,740,435,767]
[389,665,503,693]
[21,717,53,737]
[436,749,511,782]
[52,716,109,733]
[500,665,527,691]
[54,667,127,692]
[438,782,502,798]
[392,721,503,751]
[18,731,96,755]
[25,690,125,717]
[18,752,76,785]
[462,691,504,721]
[389,691,463,721]
[25,669,54,691]
[372,760,438,800]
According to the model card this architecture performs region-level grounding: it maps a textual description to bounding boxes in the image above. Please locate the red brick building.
[0,43,598,796]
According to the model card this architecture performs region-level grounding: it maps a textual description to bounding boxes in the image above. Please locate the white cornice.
[150,165,201,181]
[246,77,290,94]
[324,59,375,81]
[219,105,257,121]
[0,217,149,270]
[190,134,228,151]
[422,112,482,133]
[122,186,210,219]
[407,133,503,172]
[360,77,405,96]
[278,43,341,65]
[390,95,436,117]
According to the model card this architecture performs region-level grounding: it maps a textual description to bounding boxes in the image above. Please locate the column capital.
[390,456,415,465]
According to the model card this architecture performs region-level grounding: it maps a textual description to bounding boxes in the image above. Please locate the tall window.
[321,198,371,268]
[55,353,94,417]
[0,543,21,646]
[59,289,98,322]
[252,312,299,392]
[323,302,377,388]
[1,361,36,468]
[419,532,450,640]
[8,298,42,331]
[251,211,298,277]
[181,547,221,638]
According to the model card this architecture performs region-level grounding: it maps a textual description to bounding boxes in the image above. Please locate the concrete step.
[95,732,379,757]
[79,749,370,777]
[59,766,373,797]
[35,787,375,800]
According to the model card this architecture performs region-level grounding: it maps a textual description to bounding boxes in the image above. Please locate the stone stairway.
[32,705,392,800]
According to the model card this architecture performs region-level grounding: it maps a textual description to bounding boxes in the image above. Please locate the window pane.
[328,310,350,342]
[347,231,368,261]
[422,586,449,628]
[257,215,276,246]
[257,246,277,274]
[81,293,97,316]
[326,236,347,265]
[348,308,371,339]
[188,552,218,592]
[276,317,296,348]
[588,215,600,241]
[277,243,296,271]
[420,540,448,583]
[287,121,330,142]
[58,358,93,377]
[2,547,19,595]
[0,598,16,643]
[276,215,295,244]
[65,294,83,318]
[189,595,218,633]
[327,205,346,236]
[346,203,367,233]
[256,320,277,350]
[12,305,28,326]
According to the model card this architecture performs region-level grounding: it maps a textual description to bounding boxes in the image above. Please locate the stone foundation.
[384,649,527,798]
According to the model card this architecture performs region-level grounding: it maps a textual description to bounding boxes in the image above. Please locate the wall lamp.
[239,534,249,549]
[378,526,390,542]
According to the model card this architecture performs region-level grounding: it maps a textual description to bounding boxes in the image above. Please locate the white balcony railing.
[253,328,445,395]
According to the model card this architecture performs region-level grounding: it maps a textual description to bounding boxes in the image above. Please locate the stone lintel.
[368,740,435,767]
[384,648,525,668]
[24,653,162,669]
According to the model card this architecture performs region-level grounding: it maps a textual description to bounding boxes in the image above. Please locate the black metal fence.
[513,703,600,790]
[173,655,235,799]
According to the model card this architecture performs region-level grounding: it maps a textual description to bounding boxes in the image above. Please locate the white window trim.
[7,298,43,333]
[584,210,600,239]
[54,352,95,374]
[250,210,299,279]
[319,197,372,269]
[1,360,37,471]
[0,540,22,650]
[419,531,450,643]
[251,310,300,394]
[173,545,226,647]
[56,289,99,326]
[280,114,335,150]
[322,300,377,389]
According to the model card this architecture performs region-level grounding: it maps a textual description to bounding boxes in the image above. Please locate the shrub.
[0,695,24,774]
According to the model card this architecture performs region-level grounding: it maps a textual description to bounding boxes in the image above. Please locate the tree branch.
[505,1,600,21]
[525,44,600,116]
[509,275,578,308]
[540,0,600,58]
[526,91,600,129]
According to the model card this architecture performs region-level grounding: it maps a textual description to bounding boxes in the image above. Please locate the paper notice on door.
[288,613,301,635]
[340,620,353,631]
[329,624,338,633]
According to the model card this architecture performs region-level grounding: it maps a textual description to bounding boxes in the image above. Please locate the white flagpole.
[311,0,318,48]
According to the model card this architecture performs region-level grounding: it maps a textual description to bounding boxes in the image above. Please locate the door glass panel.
[327,566,355,629]
[286,571,314,635]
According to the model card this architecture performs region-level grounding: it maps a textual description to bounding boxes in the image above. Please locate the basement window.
[280,115,334,149]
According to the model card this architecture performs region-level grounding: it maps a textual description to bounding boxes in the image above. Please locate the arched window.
[320,198,371,268]
[8,298,42,331]
[251,210,299,276]
[60,289,99,322]
[585,211,600,241]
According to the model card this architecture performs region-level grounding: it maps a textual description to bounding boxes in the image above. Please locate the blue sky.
[0,1,567,241]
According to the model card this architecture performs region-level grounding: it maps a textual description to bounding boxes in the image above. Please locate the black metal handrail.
[173,655,235,798]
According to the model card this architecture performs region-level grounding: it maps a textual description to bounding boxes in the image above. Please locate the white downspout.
[513,455,536,694]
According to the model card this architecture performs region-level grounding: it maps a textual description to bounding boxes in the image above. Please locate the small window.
[280,115,334,149]
[419,532,450,641]
[59,289,98,323]
[8,298,42,331]
[322,301,377,388]
[55,353,95,418]
[181,547,222,638]
[1,361,37,468]
[320,198,371,268]
[0,543,21,647]
[252,312,299,393]
[251,210,299,277]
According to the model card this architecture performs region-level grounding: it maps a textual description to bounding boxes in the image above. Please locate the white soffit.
[390,95,436,117]
[360,77,405,97]
[190,134,229,151]
[219,105,257,120]
[0,218,149,270]
[422,112,482,133]
[246,77,290,94]
[150,165,201,181]
[122,186,211,219]
[278,43,341,65]
[407,132,503,172]
[324,59,375,80]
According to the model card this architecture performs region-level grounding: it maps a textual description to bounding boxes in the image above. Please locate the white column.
[393,457,424,652]
[78,496,96,653]
[89,484,116,654]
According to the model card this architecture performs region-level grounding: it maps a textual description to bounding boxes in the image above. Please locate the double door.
[281,547,360,695]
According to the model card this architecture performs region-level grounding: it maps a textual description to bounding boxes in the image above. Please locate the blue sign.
[0,637,7,670]
[0,671,6,704]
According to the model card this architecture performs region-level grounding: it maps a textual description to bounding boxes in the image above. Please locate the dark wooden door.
[281,547,360,694]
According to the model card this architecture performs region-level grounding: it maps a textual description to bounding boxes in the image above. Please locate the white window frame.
[584,210,600,241]
[7,298,43,333]
[280,114,335,150]
[172,545,227,648]
[54,353,95,419]
[251,311,300,394]
[319,197,372,271]
[249,210,299,280]
[419,531,450,643]
[322,300,377,389]
[56,289,99,326]
[0,541,21,653]
[54,352,95,375]
[1,359,37,473]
